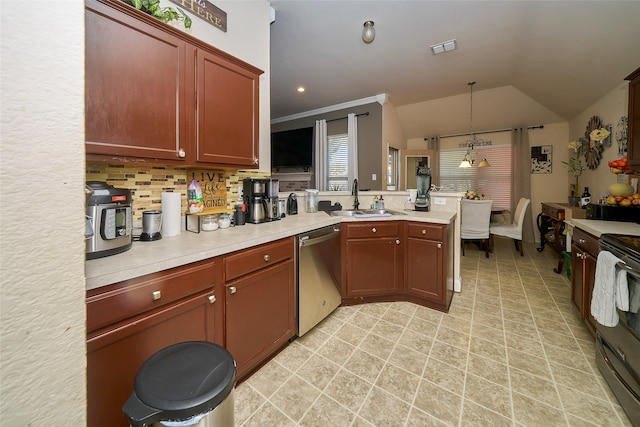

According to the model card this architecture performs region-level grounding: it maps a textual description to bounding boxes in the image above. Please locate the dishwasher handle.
[299,227,341,247]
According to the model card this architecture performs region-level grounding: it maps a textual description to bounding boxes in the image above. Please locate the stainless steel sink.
[326,209,406,217]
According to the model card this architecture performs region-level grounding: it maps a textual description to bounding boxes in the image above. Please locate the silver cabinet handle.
[178,148,186,158]
[208,295,216,304]
[229,286,237,294]
[372,227,377,233]
[579,238,586,244]
[152,290,162,301]
[396,239,400,245]
[437,243,442,249]
[421,229,426,235]
[264,254,270,262]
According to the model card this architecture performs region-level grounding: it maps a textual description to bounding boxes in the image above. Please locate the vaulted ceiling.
[269,1,640,139]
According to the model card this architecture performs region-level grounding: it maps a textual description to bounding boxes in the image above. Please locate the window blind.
[439,144,512,210]
[327,133,349,191]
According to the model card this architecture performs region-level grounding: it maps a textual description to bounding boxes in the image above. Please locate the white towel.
[590,251,628,327]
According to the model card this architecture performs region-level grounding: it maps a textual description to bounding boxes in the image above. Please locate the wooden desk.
[537,202,587,274]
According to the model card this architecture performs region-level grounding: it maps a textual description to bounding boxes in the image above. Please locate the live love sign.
[169,0,227,32]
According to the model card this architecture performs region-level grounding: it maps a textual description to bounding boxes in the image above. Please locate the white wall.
[0,1,87,424]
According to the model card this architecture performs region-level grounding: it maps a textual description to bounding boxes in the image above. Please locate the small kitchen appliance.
[139,210,162,241]
[243,178,268,224]
[287,193,298,215]
[85,181,133,259]
[266,178,280,221]
[305,189,319,213]
[586,203,640,223]
[415,166,431,211]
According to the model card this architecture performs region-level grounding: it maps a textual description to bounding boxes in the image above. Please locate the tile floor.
[234,237,634,426]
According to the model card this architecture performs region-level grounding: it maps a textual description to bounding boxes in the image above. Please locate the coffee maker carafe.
[243,178,268,224]
[415,166,431,212]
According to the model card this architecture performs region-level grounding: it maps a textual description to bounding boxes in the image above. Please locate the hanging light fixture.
[459,82,491,168]
[362,21,375,44]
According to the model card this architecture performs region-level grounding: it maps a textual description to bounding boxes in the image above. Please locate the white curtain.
[512,128,534,243]
[314,119,327,191]
[347,113,358,188]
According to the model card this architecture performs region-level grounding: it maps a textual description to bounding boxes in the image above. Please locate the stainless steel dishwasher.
[297,224,342,336]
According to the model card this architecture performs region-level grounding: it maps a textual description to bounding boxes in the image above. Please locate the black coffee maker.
[415,166,431,211]
[243,178,268,224]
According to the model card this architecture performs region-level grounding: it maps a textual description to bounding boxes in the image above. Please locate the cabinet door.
[584,251,597,333]
[196,49,259,167]
[225,260,295,379]
[406,237,443,303]
[85,0,191,161]
[345,237,402,297]
[87,291,216,427]
[627,68,640,167]
[571,243,585,316]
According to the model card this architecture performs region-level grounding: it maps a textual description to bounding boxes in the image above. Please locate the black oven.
[597,233,640,426]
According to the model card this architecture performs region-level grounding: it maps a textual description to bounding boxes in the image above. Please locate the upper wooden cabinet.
[626,67,640,167]
[85,0,262,168]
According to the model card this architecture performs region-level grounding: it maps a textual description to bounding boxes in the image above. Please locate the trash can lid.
[123,341,236,426]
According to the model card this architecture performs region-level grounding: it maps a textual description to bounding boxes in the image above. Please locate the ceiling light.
[362,21,375,44]
[297,87,305,93]
[430,39,457,55]
[459,82,491,168]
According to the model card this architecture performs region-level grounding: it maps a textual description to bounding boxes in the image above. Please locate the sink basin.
[326,209,406,217]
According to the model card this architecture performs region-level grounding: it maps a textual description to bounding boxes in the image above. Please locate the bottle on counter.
[581,187,591,208]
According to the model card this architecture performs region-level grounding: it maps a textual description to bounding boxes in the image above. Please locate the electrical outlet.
[433,197,446,205]
[371,174,377,181]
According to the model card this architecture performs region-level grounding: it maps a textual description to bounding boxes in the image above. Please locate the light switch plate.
[371,174,377,181]
[433,197,446,205]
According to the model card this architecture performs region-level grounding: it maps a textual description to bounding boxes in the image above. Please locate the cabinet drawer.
[573,227,598,255]
[87,259,215,333]
[407,222,445,241]
[346,222,399,238]
[542,204,565,221]
[224,237,293,282]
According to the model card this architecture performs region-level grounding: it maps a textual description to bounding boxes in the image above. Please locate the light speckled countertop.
[85,209,456,291]
[565,218,640,238]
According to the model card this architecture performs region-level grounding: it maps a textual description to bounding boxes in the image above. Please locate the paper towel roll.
[161,192,182,237]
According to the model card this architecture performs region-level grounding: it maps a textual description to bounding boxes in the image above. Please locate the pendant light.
[459,82,491,168]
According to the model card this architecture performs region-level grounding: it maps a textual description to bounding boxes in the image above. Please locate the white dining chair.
[460,199,493,258]
[489,198,531,257]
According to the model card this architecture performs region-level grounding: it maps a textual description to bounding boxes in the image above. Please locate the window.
[327,133,349,191]
[439,144,512,210]
[387,147,399,189]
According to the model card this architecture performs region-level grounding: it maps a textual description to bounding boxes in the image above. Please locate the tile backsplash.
[86,163,268,221]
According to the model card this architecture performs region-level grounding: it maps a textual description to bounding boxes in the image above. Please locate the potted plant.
[562,140,584,207]
[122,0,192,28]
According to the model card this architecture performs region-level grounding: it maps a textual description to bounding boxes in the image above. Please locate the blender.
[415,167,431,211]
[139,210,162,241]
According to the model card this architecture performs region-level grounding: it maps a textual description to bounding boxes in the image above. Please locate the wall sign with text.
[169,0,227,32]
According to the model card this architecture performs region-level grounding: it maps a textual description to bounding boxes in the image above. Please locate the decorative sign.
[187,169,228,213]
[531,145,552,174]
[169,0,227,32]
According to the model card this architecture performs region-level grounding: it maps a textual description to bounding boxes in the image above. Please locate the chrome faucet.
[352,178,359,210]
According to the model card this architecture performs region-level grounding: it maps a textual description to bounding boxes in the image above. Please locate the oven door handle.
[597,334,640,401]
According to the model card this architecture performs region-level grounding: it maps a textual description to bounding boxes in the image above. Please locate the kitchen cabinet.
[343,221,403,298]
[85,0,262,168]
[571,227,598,335]
[222,237,295,380]
[86,259,218,427]
[405,222,453,312]
[626,66,640,167]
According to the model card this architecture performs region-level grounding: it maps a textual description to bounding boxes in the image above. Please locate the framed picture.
[531,145,552,174]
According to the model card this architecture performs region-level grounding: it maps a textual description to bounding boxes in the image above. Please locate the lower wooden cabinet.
[222,237,296,380]
[86,277,217,427]
[571,227,598,334]
[343,221,403,298]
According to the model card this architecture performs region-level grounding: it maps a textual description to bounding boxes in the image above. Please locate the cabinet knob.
[152,290,162,301]
[421,229,426,235]
[577,252,583,259]
[229,286,237,294]
[372,227,377,233]
[396,239,400,245]
[579,238,586,244]
[264,254,270,262]
[437,243,442,249]
[253,158,259,165]
[208,295,216,304]
[178,148,186,158]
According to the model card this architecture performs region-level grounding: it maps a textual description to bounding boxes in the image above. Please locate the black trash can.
[123,341,235,427]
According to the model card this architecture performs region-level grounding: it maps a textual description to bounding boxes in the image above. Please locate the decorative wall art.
[531,145,553,174]
[616,116,628,157]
